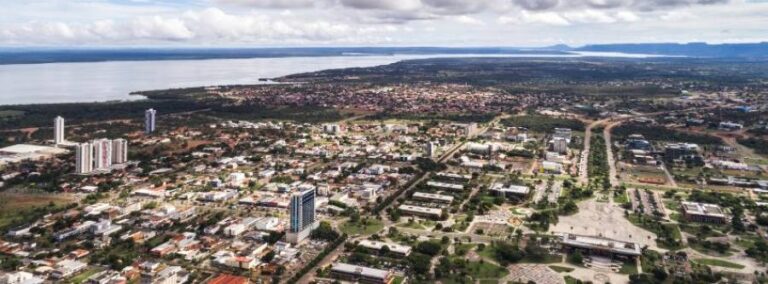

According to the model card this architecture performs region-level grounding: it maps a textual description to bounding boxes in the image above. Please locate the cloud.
[454,15,486,25]
[0,8,399,45]
[215,0,318,9]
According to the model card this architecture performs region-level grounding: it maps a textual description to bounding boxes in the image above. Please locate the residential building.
[145,108,157,134]
[111,138,128,164]
[54,116,65,145]
[75,142,93,174]
[92,138,112,170]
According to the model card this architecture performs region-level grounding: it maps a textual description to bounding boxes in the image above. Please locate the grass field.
[692,258,745,269]
[339,218,384,236]
[0,192,75,230]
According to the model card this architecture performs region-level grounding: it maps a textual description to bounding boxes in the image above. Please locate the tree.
[415,240,442,256]
[568,251,583,264]
[261,251,276,263]
[407,253,432,275]
[379,245,391,256]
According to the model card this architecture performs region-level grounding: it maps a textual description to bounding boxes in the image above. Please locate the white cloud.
[454,15,486,25]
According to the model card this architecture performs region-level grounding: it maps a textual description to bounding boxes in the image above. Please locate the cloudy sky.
[1,0,767,47]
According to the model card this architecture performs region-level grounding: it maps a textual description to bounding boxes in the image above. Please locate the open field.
[0,192,76,230]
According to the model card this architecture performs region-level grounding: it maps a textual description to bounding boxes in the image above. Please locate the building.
[412,192,454,204]
[398,204,442,219]
[681,202,728,224]
[551,137,568,154]
[489,183,530,199]
[84,270,122,284]
[111,138,128,164]
[330,263,394,284]
[51,259,87,279]
[286,187,317,244]
[54,116,65,145]
[719,121,743,131]
[92,138,113,170]
[0,271,44,284]
[357,240,412,256]
[426,180,465,191]
[553,128,572,142]
[75,142,93,174]
[145,108,157,134]
[425,142,438,158]
[560,233,641,260]
[322,123,343,134]
[665,143,700,162]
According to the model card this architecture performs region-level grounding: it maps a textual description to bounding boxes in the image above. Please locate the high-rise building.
[145,108,157,134]
[287,186,317,244]
[551,137,568,154]
[426,142,438,158]
[54,116,65,145]
[111,138,128,164]
[75,143,93,174]
[92,139,112,170]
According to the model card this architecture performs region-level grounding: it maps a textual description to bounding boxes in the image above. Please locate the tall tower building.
[92,139,113,170]
[145,108,157,134]
[54,116,65,145]
[426,142,438,158]
[287,186,317,244]
[75,143,93,174]
[111,138,128,164]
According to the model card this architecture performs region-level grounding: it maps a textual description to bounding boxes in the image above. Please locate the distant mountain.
[575,42,768,58]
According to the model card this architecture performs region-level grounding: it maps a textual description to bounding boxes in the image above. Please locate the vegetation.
[614,123,723,145]
[501,115,585,132]
[339,218,384,236]
[691,258,745,269]
[739,137,768,155]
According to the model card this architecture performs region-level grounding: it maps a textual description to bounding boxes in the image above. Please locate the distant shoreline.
[0,47,570,65]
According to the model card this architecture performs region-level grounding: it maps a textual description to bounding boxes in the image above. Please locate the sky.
[1,0,767,47]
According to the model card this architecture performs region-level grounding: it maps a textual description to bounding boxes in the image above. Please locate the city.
[2,1,768,284]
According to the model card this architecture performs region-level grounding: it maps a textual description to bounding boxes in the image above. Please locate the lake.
[0,52,661,105]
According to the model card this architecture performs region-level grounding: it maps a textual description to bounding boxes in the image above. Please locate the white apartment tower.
[145,108,157,134]
[92,139,112,170]
[426,142,438,158]
[54,116,65,145]
[75,143,93,174]
[111,138,128,164]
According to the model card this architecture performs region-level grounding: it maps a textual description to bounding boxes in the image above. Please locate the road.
[580,106,722,187]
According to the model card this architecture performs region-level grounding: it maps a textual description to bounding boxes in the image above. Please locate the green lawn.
[549,265,575,273]
[340,219,384,236]
[692,258,745,269]
[465,261,509,278]
[618,260,639,274]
